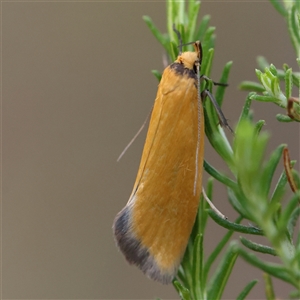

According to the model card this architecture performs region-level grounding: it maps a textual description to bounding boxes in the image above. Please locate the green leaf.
[173,280,192,300]
[151,70,162,82]
[187,1,201,42]
[263,273,276,300]
[269,64,278,77]
[287,4,300,55]
[207,243,238,300]
[215,61,232,107]
[167,0,176,43]
[257,56,270,70]
[240,236,277,256]
[208,209,263,235]
[259,144,286,199]
[234,119,270,212]
[251,94,285,106]
[204,216,243,283]
[170,40,179,61]
[285,68,293,100]
[269,64,278,76]
[199,179,213,234]
[192,234,204,299]
[239,81,265,92]
[269,0,288,17]
[254,120,265,134]
[290,289,300,299]
[270,161,296,208]
[292,72,300,88]
[203,160,236,189]
[176,268,187,288]
[206,130,234,171]
[234,243,296,286]
[195,14,211,41]
[202,26,215,56]
[276,114,294,122]
[278,192,300,232]
[236,280,258,300]
[201,47,214,81]
[143,16,170,54]
[180,242,193,289]
[227,188,250,218]
[238,93,254,124]
[202,73,235,167]
[182,248,194,289]
[292,168,300,190]
[295,230,300,257]
[176,1,185,25]
[177,23,187,47]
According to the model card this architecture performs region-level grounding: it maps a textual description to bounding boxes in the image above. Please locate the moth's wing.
[113,67,204,284]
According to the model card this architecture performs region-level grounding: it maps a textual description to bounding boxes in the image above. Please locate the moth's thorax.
[175,51,199,70]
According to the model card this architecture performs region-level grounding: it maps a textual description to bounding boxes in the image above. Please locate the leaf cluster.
[240,0,300,122]
[143,1,300,299]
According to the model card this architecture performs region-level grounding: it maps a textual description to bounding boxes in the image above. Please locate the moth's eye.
[193,59,200,74]
[193,63,197,74]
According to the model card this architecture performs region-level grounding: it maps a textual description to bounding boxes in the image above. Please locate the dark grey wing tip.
[113,206,176,285]
[113,206,149,265]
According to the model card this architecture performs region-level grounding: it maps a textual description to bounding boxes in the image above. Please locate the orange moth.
[113,36,230,284]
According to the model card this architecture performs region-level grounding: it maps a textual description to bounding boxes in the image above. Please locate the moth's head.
[176,51,199,71]
[175,41,202,72]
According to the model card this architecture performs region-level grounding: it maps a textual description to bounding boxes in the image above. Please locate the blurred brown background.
[2,1,299,299]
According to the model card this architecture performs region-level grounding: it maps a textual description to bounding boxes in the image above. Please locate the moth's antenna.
[117,108,152,162]
[172,24,183,54]
[193,43,202,195]
[202,188,226,219]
